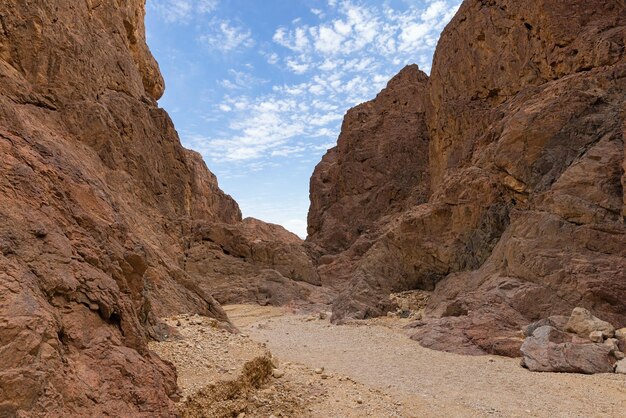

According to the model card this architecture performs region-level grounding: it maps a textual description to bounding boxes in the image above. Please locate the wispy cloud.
[199,20,255,52]
[196,0,460,163]
[148,0,218,24]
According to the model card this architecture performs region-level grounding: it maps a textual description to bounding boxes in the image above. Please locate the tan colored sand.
[151,305,626,417]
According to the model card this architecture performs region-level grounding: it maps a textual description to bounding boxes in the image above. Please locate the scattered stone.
[614,351,625,360]
[604,338,619,352]
[615,328,626,352]
[566,308,615,339]
[589,331,604,343]
[314,368,324,374]
[616,359,626,374]
[272,369,285,379]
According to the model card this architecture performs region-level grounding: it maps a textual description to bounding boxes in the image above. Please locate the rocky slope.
[308,0,626,357]
[0,0,316,416]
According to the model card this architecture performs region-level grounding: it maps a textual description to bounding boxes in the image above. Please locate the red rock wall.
[0,0,254,415]
[310,0,626,356]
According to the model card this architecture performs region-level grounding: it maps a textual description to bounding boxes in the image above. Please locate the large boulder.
[521,326,617,374]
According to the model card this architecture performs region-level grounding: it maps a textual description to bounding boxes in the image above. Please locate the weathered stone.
[521,326,616,374]
[589,331,605,343]
[566,308,615,339]
[615,328,626,352]
[523,316,570,337]
[616,359,626,374]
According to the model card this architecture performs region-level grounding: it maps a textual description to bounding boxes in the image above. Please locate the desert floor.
[150,304,626,418]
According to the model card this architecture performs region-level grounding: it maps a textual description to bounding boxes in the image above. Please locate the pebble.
[314,367,324,374]
[589,331,604,343]
[272,369,285,378]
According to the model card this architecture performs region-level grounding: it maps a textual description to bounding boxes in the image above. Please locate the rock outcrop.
[308,65,431,256]
[520,308,622,374]
[308,0,626,357]
[0,0,316,416]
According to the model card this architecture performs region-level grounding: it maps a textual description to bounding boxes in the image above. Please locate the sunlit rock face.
[308,0,626,357]
[0,0,318,415]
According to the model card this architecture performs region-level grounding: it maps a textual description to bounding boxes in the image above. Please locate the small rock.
[314,368,324,374]
[614,351,625,360]
[237,413,246,418]
[616,359,626,374]
[319,312,327,320]
[176,320,181,326]
[566,307,614,338]
[356,398,363,404]
[321,373,330,379]
[615,328,626,351]
[270,356,280,368]
[272,369,285,378]
[604,338,619,352]
[589,331,604,343]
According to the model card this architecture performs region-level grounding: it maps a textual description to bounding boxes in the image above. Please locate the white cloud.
[148,0,218,24]
[193,0,460,164]
[199,20,255,52]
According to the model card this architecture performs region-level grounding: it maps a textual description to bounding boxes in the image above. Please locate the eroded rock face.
[307,65,431,257]
[309,0,626,356]
[0,0,315,415]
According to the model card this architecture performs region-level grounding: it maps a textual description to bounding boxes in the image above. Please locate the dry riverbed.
[150,305,626,417]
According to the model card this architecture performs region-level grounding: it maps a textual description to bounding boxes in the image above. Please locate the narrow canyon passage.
[226,305,626,418]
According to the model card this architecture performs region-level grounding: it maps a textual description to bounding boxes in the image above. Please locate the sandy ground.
[151,305,626,417]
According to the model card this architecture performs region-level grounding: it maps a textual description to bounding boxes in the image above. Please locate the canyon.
[0,0,625,416]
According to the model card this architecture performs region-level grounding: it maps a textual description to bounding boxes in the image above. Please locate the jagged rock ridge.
[308,0,626,356]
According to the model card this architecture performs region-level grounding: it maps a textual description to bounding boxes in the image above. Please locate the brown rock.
[307,65,431,257]
[0,0,318,415]
[615,328,626,352]
[308,0,626,357]
[520,326,616,374]
[566,308,615,339]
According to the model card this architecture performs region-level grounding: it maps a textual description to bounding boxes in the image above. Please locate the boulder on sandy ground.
[520,326,617,374]
[566,307,615,339]
[616,359,626,374]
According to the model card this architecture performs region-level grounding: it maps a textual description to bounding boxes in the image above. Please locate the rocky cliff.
[0,1,317,416]
[308,0,626,356]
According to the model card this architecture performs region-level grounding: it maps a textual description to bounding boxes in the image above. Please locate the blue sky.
[145,0,460,237]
